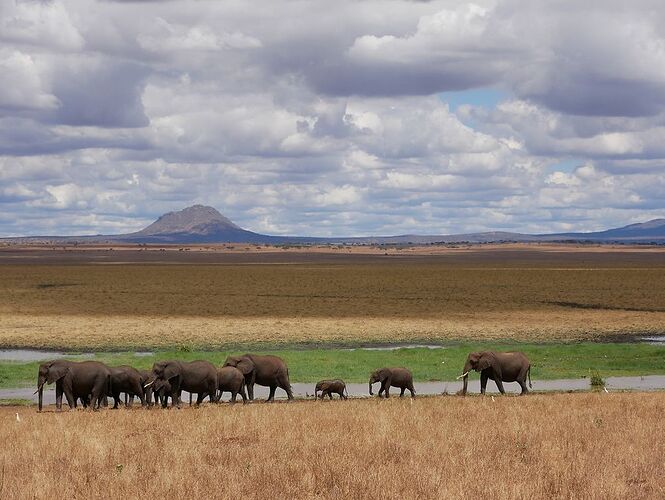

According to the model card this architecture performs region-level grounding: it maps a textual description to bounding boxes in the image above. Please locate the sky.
[1,0,664,237]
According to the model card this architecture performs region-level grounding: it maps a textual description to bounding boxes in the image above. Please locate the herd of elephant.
[35,351,533,411]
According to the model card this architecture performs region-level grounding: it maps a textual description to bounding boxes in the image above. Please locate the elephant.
[153,379,176,407]
[126,370,154,406]
[314,379,348,400]
[109,366,146,409]
[36,360,111,411]
[217,366,247,403]
[223,354,293,401]
[369,367,415,398]
[144,360,218,408]
[459,351,532,396]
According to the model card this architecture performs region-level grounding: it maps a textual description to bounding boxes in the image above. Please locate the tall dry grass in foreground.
[2,393,663,499]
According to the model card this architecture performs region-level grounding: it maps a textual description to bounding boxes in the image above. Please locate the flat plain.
[2,393,664,499]
[2,244,664,500]
[1,244,664,349]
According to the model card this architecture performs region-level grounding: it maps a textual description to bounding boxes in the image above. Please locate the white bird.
[15,413,20,422]
[491,396,496,402]
[604,387,609,393]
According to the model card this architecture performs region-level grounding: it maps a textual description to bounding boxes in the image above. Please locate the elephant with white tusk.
[460,351,532,396]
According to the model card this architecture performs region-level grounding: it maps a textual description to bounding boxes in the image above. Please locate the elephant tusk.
[143,380,154,389]
[456,371,470,380]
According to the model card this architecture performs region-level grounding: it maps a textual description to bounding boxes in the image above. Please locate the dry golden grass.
[0,252,664,347]
[1,309,664,349]
[2,393,664,499]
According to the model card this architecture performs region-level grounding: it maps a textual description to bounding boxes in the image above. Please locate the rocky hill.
[3,205,664,244]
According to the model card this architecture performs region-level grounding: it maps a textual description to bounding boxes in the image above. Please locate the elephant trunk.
[369,381,373,396]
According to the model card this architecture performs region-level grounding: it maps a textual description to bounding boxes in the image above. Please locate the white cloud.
[0,0,664,237]
[0,50,59,110]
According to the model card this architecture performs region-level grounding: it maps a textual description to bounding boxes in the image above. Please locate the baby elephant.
[369,367,415,398]
[315,379,348,400]
[217,366,247,403]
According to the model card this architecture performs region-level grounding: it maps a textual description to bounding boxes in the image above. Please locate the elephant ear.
[222,356,237,368]
[47,362,69,384]
[237,357,254,375]
[163,363,180,381]
[476,353,493,371]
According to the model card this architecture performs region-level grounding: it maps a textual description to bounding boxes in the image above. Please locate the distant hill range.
[4,205,665,244]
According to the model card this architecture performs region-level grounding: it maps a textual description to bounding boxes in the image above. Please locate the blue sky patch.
[438,88,510,111]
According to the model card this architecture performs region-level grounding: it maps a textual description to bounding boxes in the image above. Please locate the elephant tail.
[527,365,532,389]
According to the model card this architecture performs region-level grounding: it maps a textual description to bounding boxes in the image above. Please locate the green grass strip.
[1,342,663,389]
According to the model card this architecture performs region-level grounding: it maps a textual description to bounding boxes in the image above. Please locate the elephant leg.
[518,379,528,395]
[247,380,255,400]
[240,386,247,404]
[276,375,293,400]
[382,382,391,398]
[517,369,529,395]
[399,387,405,397]
[62,381,76,410]
[196,393,204,405]
[112,392,121,409]
[409,384,416,398]
[55,384,63,411]
[495,378,506,395]
[230,391,237,403]
[94,381,108,410]
[267,385,277,402]
[131,381,146,406]
[480,372,489,395]
[172,381,183,408]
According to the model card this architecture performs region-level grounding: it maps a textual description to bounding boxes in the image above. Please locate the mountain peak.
[621,218,665,230]
[134,205,241,237]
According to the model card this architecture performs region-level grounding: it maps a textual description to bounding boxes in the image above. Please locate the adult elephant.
[36,360,111,412]
[223,354,293,401]
[369,367,415,398]
[144,360,218,408]
[109,366,146,409]
[459,351,532,396]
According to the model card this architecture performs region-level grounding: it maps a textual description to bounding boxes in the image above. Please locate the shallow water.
[0,350,92,362]
[6,375,664,405]
[642,336,665,344]
[0,349,150,361]
[344,344,446,351]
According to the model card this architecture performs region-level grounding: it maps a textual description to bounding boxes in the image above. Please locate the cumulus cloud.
[0,50,59,111]
[0,0,664,237]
